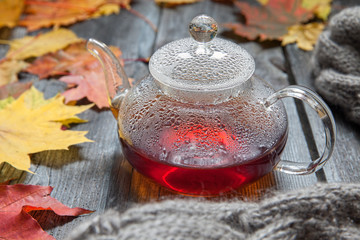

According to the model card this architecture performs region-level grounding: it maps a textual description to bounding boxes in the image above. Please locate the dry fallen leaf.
[60,68,110,108]
[19,0,103,31]
[26,42,123,108]
[0,60,29,86]
[26,42,122,79]
[0,86,93,172]
[302,0,331,20]
[0,0,24,28]
[19,0,131,31]
[223,0,320,41]
[282,22,325,51]
[0,183,93,240]
[4,28,82,61]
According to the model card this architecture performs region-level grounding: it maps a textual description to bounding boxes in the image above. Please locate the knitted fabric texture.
[67,183,360,240]
[312,7,360,123]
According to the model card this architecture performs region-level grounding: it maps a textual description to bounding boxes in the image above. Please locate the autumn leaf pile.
[0,28,116,173]
[0,0,133,176]
[0,29,103,239]
[0,1,130,238]
[1,0,131,30]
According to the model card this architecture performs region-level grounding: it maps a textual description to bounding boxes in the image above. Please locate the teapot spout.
[86,38,130,113]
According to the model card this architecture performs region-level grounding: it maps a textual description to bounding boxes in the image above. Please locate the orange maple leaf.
[0,183,93,240]
[19,0,131,31]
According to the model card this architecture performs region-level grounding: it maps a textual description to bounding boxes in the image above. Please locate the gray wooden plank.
[251,46,318,190]
[285,44,360,183]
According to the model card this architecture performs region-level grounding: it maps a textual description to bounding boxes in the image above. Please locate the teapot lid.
[149,15,255,92]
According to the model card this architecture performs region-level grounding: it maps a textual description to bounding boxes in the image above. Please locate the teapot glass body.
[117,74,288,195]
[87,15,336,196]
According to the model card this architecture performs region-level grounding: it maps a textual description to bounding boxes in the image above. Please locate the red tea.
[120,128,287,196]
[117,77,289,195]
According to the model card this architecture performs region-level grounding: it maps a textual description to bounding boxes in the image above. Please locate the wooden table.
[1,0,360,239]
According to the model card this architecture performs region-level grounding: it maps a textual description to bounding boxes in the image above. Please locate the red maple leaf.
[0,183,93,240]
[59,68,110,108]
[223,0,315,41]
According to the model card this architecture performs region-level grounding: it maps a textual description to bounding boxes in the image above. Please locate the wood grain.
[285,44,360,183]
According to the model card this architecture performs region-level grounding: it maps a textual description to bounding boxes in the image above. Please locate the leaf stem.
[126,7,158,32]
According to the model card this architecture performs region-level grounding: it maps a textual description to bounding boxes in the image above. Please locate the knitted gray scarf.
[67,183,360,240]
[312,7,360,123]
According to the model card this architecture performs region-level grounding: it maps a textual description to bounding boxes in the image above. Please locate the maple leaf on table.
[18,0,131,31]
[223,0,318,41]
[60,69,110,109]
[0,28,82,87]
[0,0,24,28]
[0,87,93,172]
[0,183,93,240]
[26,42,123,79]
[3,28,82,61]
[26,42,123,108]
[282,22,325,51]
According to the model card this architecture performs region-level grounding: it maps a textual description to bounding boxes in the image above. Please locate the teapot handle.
[264,86,336,175]
[87,39,131,110]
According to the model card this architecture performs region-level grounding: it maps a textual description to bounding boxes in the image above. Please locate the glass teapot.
[87,15,336,195]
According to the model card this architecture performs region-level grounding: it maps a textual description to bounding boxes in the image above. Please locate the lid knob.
[189,15,218,43]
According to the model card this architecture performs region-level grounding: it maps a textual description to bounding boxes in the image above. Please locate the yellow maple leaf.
[302,0,331,20]
[0,60,29,86]
[0,0,24,28]
[5,28,82,60]
[0,87,94,172]
[282,22,325,51]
